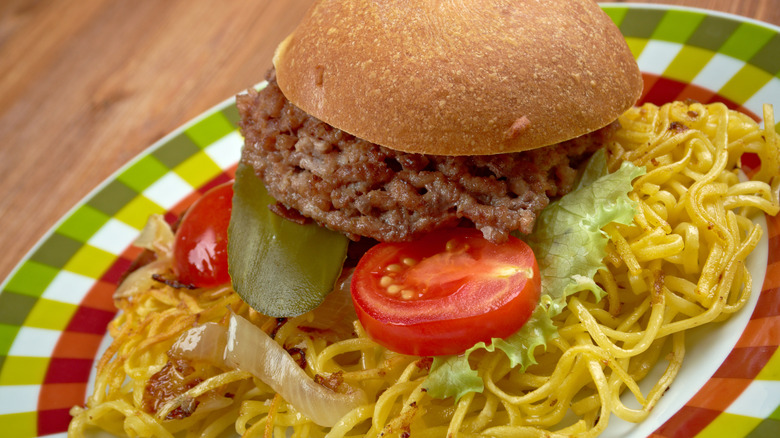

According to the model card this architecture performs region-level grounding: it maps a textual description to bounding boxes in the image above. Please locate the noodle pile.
[68,102,780,438]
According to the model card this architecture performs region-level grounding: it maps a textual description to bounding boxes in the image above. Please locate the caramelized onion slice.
[170,314,367,427]
[303,269,357,337]
[171,322,228,364]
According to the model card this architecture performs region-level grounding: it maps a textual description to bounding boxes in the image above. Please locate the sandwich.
[229,0,643,353]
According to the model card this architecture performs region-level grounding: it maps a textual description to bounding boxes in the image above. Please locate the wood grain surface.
[0,0,778,282]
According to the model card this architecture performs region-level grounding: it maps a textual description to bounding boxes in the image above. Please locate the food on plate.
[67,1,780,437]
[68,102,780,437]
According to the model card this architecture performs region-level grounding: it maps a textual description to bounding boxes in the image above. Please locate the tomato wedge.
[173,181,233,287]
[351,228,541,356]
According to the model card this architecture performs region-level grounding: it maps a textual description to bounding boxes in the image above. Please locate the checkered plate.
[0,4,778,437]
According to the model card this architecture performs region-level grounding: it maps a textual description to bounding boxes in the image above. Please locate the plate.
[1,4,779,437]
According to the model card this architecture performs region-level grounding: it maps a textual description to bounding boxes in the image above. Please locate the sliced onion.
[134,214,174,257]
[304,269,358,337]
[225,314,368,426]
[170,314,367,427]
[114,215,175,299]
[170,322,227,364]
[113,259,170,299]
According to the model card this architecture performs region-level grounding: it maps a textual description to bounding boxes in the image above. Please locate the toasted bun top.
[274,0,642,155]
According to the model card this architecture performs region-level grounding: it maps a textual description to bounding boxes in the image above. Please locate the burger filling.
[237,70,616,243]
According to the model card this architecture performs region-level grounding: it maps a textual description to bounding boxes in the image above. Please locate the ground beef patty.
[237,71,614,243]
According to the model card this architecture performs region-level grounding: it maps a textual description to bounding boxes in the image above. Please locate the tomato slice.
[173,181,233,287]
[351,228,541,356]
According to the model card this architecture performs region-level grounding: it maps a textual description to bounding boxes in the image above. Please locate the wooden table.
[0,0,778,282]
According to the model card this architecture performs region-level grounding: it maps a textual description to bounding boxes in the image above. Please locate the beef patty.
[237,71,613,243]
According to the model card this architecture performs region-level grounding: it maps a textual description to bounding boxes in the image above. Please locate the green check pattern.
[606,5,780,134]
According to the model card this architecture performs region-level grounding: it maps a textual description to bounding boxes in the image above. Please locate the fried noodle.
[68,102,780,437]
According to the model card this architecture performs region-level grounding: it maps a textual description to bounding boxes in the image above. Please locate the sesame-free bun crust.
[274,0,642,155]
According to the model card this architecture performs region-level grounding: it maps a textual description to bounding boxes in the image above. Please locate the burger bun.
[274,0,642,155]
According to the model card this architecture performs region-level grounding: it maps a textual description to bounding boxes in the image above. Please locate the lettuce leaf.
[424,151,644,400]
[527,151,643,315]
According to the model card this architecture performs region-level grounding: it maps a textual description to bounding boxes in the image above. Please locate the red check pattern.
[650,201,780,437]
[640,73,780,437]
[35,169,236,436]
[641,74,759,121]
